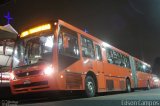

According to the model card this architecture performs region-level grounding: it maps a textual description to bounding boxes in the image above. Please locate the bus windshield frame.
[12,32,54,69]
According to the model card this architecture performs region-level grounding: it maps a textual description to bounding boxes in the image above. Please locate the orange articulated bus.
[10,20,152,97]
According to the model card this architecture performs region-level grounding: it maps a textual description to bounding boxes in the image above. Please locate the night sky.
[0,0,160,65]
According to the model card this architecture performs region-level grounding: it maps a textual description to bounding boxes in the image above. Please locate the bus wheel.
[85,76,96,97]
[146,81,150,90]
[126,79,131,93]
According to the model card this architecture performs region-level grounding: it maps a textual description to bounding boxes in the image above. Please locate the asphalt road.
[3,88,160,106]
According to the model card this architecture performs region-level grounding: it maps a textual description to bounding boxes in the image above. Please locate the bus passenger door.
[95,44,105,90]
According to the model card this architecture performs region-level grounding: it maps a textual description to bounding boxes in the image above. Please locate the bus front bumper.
[10,75,59,94]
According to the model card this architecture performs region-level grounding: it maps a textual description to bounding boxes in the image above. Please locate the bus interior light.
[102,42,111,48]
[142,65,146,69]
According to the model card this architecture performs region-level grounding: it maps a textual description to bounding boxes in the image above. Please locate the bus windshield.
[12,34,54,68]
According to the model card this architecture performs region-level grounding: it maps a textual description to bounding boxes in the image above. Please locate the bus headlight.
[10,72,16,80]
[43,66,54,75]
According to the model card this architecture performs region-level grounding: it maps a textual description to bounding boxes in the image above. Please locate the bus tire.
[85,76,96,97]
[146,81,150,90]
[126,79,131,93]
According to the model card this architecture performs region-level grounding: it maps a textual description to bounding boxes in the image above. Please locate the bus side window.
[142,64,150,73]
[95,45,102,61]
[63,34,69,49]
[136,61,140,71]
[125,56,131,68]
[106,48,114,64]
[120,54,131,69]
[81,36,95,59]
[114,52,121,66]
[145,66,151,73]
[58,26,80,70]
[109,49,121,66]
[106,48,120,65]
[106,48,131,68]
[58,26,80,58]
[140,63,144,72]
[136,60,143,72]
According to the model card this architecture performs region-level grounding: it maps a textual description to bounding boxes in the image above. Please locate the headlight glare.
[10,72,16,80]
[43,66,54,75]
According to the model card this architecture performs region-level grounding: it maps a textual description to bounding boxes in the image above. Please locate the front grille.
[16,70,41,77]
[13,81,48,89]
